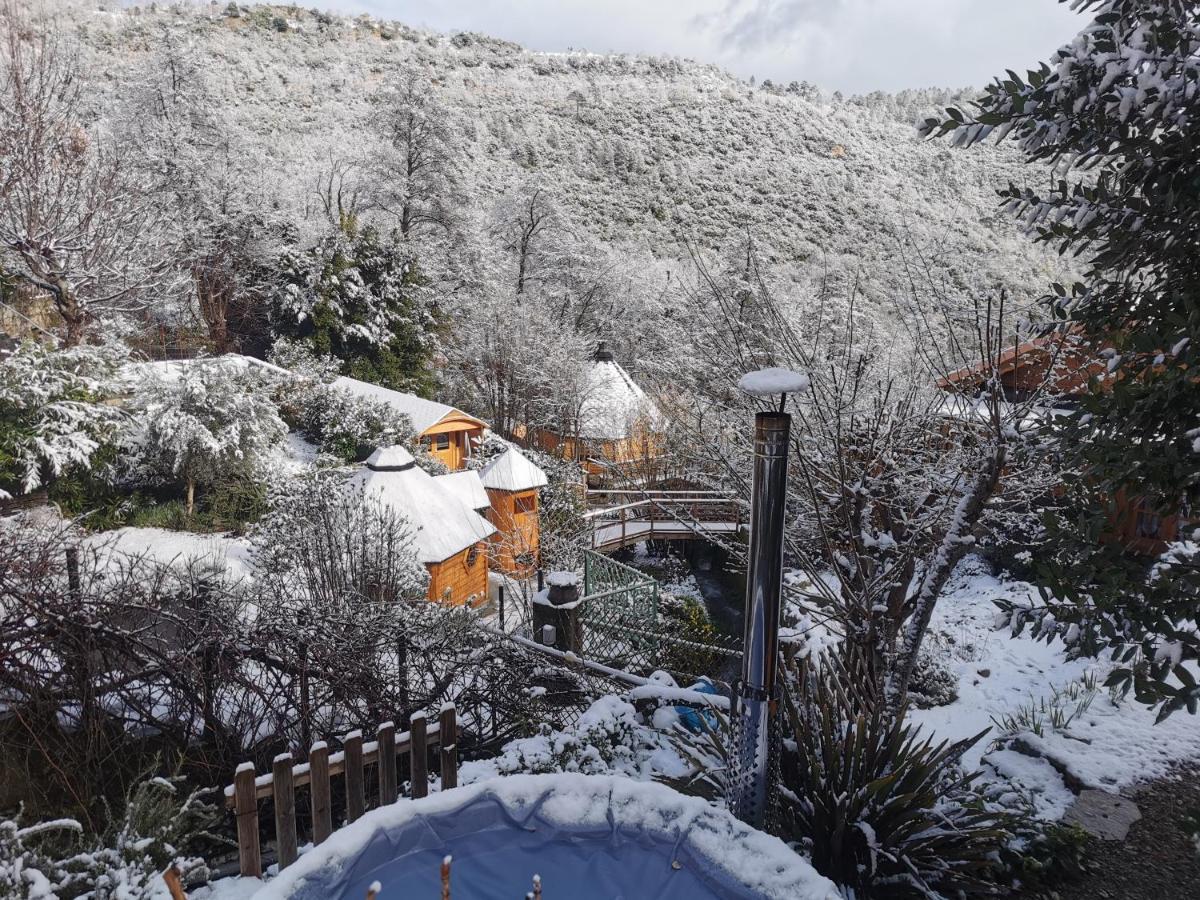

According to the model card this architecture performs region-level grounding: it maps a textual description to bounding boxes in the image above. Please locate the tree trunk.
[888,445,1006,712]
[186,477,196,515]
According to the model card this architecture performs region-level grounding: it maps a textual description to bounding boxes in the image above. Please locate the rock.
[977,667,991,677]
[1063,790,1142,841]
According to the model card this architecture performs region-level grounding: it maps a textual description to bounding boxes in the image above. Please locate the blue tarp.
[286,788,771,900]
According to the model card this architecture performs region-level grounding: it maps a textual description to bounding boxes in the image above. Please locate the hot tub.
[252,774,837,900]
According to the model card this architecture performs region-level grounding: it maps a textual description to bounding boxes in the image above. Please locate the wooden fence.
[224,705,458,877]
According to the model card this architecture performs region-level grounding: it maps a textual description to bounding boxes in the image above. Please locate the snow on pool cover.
[252,774,838,900]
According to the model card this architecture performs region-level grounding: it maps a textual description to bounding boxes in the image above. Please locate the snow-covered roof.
[120,354,290,388]
[576,344,663,440]
[333,376,485,436]
[365,445,416,470]
[436,470,492,511]
[348,446,495,564]
[478,448,549,493]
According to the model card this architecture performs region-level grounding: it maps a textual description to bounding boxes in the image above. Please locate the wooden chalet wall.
[485,487,539,576]
[419,414,484,471]
[426,541,489,607]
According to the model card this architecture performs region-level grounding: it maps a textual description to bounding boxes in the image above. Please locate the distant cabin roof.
[348,446,495,565]
[479,448,549,493]
[121,353,291,387]
[436,470,492,511]
[332,376,486,436]
[576,344,663,440]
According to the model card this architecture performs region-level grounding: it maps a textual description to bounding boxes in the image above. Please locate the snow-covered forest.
[2,0,1198,898]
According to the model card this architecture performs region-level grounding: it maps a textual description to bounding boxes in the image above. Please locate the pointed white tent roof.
[576,343,663,440]
[332,376,485,435]
[479,448,549,493]
[347,446,495,565]
[436,470,492,511]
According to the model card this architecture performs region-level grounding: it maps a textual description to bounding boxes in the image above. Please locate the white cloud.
[343,0,1083,94]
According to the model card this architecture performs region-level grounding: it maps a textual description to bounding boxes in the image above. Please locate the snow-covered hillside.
[64,2,1071,324]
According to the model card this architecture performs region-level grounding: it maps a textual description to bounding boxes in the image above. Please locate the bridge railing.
[582,493,745,551]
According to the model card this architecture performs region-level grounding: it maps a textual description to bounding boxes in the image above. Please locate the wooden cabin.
[348,446,495,606]
[527,342,664,485]
[938,335,1189,556]
[937,333,1107,401]
[333,377,486,471]
[478,448,550,577]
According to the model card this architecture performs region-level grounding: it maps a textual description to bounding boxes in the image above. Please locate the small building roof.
[348,445,495,565]
[576,343,663,440]
[121,353,291,388]
[332,376,486,436]
[479,448,549,493]
[436,470,492,511]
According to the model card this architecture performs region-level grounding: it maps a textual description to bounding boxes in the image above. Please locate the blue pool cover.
[256,775,837,900]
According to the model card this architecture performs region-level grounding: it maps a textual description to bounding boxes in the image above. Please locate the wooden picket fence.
[224,705,458,877]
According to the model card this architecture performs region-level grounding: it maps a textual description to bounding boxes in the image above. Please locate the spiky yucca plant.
[779,653,1012,898]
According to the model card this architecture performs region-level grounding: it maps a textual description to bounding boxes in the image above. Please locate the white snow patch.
[737,367,810,396]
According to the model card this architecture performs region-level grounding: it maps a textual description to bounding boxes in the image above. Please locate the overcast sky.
[341,0,1084,95]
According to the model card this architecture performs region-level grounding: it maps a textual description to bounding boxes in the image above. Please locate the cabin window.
[433,433,450,451]
[1135,508,1162,538]
[467,545,480,567]
[514,494,537,514]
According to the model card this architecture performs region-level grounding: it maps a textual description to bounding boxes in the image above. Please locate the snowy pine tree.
[121,361,286,513]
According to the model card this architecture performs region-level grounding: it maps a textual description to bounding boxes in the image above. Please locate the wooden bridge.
[583,490,745,553]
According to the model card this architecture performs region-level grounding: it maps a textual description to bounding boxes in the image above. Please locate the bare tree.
[664,243,1066,712]
[0,6,161,345]
[375,72,459,240]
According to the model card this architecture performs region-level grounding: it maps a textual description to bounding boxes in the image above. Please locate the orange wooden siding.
[420,419,484,471]
[484,488,540,577]
[426,542,489,606]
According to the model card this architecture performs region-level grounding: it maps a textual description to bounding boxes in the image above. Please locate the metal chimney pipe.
[728,411,790,828]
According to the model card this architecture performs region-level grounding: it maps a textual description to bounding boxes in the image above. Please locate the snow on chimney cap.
[738,367,810,397]
[365,445,416,471]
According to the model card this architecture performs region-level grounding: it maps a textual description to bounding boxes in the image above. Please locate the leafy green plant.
[778,655,1012,898]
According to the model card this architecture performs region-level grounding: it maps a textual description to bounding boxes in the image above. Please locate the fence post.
[410,711,428,799]
[344,730,365,822]
[378,721,397,805]
[272,753,297,869]
[397,632,410,727]
[233,764,262,878]
[498,586,505,630]
[439,705,458,791]
[310,741,332,845]
[298,639,312,753]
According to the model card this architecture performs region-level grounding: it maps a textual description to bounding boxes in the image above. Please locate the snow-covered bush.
[0,343,126,499]
[0,776,217,900]
[779,654,1012,898]
[270,339,417,462]
[477,696,661,779]
[289,378,415,463]
[253,474,429,606]
[121,361,286,512]
[0,816,79,900]
[906,646,960,710]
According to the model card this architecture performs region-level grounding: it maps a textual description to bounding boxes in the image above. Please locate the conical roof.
[479,448,549,493]
[365,445,416,471]
[348,446,495,564]
[576,344,663,440]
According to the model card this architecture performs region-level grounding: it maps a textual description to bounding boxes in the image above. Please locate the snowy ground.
[909,554,1200,820]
